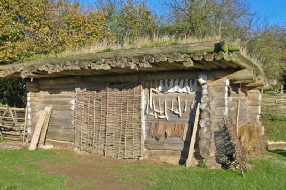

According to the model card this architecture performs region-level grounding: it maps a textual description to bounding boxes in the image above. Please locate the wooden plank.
[29,107,51,150]
[29,110,46,150]
[186,103,200,167]
[38,106,53,145]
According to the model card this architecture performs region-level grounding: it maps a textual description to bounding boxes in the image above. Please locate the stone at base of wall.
[267,141,286,150]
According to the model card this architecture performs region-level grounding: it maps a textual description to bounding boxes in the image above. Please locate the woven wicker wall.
[75,83,142,159]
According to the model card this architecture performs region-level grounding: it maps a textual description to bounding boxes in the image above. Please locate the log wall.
[26,69,262,165]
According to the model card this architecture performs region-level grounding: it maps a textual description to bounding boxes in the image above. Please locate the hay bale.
[238,122,267,156]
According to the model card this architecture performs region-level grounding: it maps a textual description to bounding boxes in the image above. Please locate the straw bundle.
[238,122,267,156]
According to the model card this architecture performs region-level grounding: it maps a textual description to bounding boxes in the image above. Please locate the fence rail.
[261,93,286,118]
[0,106,26,140]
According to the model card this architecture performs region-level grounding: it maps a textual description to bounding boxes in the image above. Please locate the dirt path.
[40,150,161,190]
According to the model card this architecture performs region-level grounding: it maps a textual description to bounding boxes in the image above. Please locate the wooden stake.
[186,103,200,167]
[22,105,28,143]
[236,99,241,135]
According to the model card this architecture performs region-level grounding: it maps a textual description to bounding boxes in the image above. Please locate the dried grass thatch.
[153,121,188,140]
[155,121,167,140]
[238,122,267,156]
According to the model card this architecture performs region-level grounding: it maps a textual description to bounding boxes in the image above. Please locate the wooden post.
[22,105,28,143]
[236,99,241,135]
[186,103,200,167]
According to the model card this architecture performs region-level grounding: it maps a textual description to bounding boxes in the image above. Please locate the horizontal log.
[48,118,74,126]
[247,90,261,101]
[247,114,260,122]
[50,111,73,118]
[38,99,73,105]
[145,137,186,151]
[208,86,227,93]
[40,84,76,90]
[226,69,255,81]
[38,77,77,85]
[248,101,260,106]
[38,104,73,111]
[46,130,74,142]
[248,106,261,114]
[47,124,74,131]
[143,150,187,164]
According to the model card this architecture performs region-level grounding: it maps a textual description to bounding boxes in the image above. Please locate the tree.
[162,0,254,39]
[0,0,113,64]
[0,0,114,106]
[96,0,158,42]
[246,26,286,80]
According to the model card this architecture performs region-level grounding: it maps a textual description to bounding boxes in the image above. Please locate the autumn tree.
[0,0,113,106]
[0,0,113,64]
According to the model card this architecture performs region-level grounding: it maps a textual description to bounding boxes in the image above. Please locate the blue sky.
[81,0,286,26]
[245,0,286,26]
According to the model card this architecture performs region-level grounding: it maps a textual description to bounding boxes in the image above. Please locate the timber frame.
[0,40,269,167]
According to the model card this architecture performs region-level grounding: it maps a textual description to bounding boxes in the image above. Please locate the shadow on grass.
[268,150,286,157]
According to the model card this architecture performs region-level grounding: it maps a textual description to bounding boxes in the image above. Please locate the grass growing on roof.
[0,148,74,189]
[20,35,220,62]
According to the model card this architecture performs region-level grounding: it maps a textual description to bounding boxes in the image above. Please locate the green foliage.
[246,27,286,80]
[0,149,74,189]
[101,48,113,52]
[269,115,286,121]
[0,79,26,107]
[97,0,158,42]
[0,0,114,64]
[198,158,208,168]
[162,0,253,39]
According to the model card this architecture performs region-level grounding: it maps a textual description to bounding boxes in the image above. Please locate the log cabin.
[0,40,269,168]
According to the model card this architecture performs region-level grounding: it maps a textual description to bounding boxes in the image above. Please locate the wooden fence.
[261,93,286,118]
[0,107,26,140]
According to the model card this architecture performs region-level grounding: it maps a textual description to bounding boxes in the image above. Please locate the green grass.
[0,147,285,190]
[143,153,286,190]
[262,119,286,141]
[0,148,74,190]
[115,151,286,190]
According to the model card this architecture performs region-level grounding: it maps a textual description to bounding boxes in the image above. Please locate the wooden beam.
[186,103,200,167]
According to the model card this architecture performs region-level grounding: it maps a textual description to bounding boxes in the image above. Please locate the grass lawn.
[119,150,286,190]
[0,148,74,190]
[262,119,286,141]
[0,148,285,190]
[0,117,285,190]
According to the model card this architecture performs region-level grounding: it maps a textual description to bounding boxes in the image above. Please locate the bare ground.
[39,150,165,190]
[0,141,163,190]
